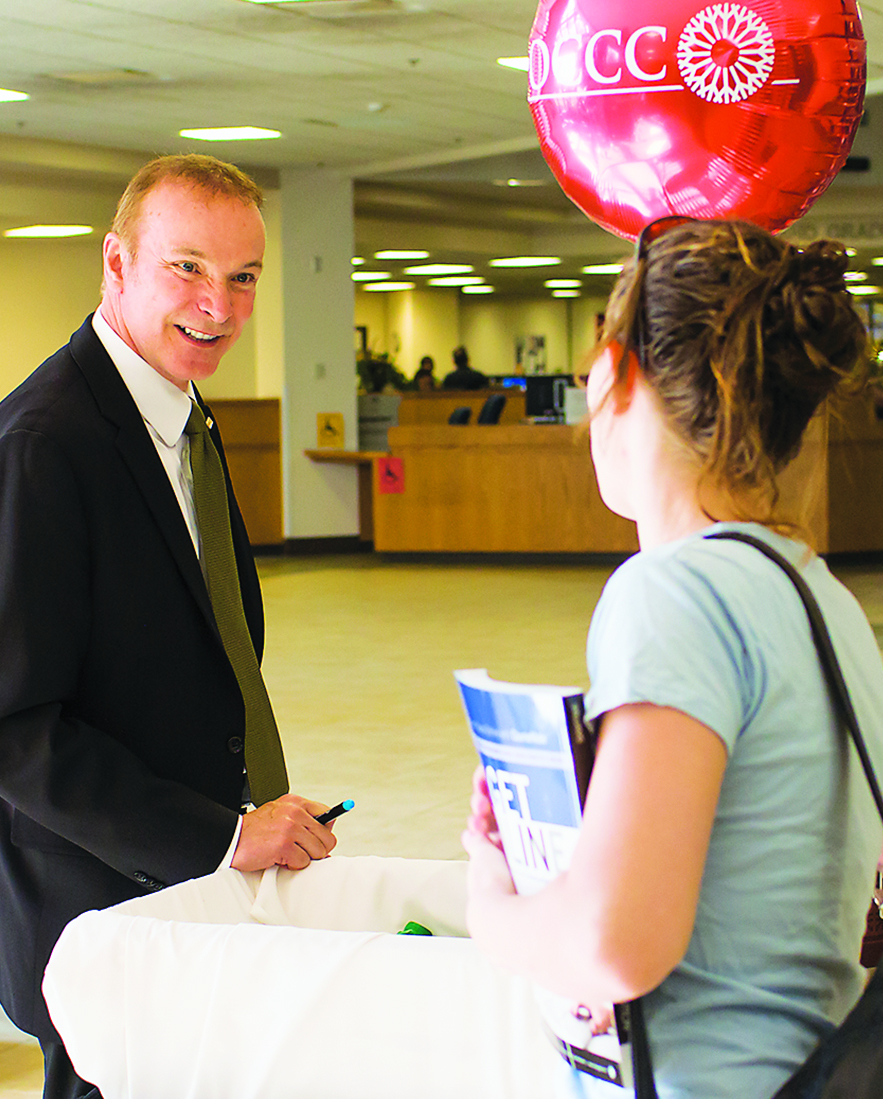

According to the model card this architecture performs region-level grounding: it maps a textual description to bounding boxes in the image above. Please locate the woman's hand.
[463,767,611,1033]
[465,765,503,849]
[462,765,515,942]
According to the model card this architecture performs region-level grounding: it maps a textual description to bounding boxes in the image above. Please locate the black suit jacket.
[0,316,262,1041]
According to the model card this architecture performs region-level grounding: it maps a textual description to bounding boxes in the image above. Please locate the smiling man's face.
[101,180,265,390]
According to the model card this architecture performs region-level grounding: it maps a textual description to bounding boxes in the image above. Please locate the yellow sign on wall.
[316,413,345,449]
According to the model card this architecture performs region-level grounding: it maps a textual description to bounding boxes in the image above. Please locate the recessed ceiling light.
[363,281,416,292]
[374,250,430,260]
[462,285,495,295]
[844,271,868,282]
[404,263,473,276]
[4,225,93,238]
[352,271,391,281]
[552,290,581,298]
[871,257,883,266]
[848,285,882,296]
[493,178,546,188]
[179,127,281,141]
[489,256,561,268]
[427,276,486,287]
[582,262,625,275]
[545,279,583,289]
[352,257,365,265]
[0,88,29,102]
[497,57,529,71]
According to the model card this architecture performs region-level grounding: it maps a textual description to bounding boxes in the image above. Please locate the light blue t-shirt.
[573,523,883,1099]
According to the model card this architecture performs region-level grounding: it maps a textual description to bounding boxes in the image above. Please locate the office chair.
[448,406,472,424]
[477,394,506,424]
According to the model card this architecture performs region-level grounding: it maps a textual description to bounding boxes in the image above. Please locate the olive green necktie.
[185,401,289,806]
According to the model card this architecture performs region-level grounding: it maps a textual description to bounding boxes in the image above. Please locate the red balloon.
[528,0,866,240]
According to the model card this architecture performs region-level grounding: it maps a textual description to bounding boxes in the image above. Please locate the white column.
[279,169,358,541]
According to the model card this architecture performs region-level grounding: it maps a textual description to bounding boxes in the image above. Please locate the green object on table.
[398,921,433,936]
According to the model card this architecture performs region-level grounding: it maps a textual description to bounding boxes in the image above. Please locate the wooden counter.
[774,395,883,554]
[373,424,638,554]
[825,395,883,553]
[397,390,526,426]
[208,398,283,547]
[305,394,883,556]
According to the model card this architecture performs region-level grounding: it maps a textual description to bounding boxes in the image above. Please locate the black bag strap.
[706,531,883,824]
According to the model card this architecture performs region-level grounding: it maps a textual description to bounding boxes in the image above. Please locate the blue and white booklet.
[454,668,634,1089]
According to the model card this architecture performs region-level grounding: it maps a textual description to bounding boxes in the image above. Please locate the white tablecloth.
[43,856,559,1099]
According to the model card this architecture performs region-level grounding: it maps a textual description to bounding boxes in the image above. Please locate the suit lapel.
[69,317,218,634]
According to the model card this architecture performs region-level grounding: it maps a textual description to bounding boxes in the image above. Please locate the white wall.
[279,169,358,539]
[0,236,105,398]
[459,292,611,378]
[386,288,460,384]
[254,189,285,400]
[354,286,610,384]
[354,290,390,358]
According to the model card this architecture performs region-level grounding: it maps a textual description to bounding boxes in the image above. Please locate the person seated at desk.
[443,345,487,390]
[413,355,437,391]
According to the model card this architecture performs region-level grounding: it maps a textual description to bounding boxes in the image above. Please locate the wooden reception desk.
[306,394,883,557]
[372,423,638,554]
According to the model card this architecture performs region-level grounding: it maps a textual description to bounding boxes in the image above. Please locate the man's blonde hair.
[112,154,263,255]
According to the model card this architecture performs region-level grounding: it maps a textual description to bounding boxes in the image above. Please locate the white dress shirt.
[91,308,244,861]
[92,308,201,557]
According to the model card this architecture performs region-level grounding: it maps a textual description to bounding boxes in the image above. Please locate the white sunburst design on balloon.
[677,3,776,105]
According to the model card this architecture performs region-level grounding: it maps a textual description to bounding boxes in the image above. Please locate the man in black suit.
[0,155,338,1098]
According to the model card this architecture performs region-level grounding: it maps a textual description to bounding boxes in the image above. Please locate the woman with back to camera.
[463,218,883,1099]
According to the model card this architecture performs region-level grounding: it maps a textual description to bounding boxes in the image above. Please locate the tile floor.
[1,551,881,1096]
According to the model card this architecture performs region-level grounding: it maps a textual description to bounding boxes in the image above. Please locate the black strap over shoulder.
[706,531,883,824]
[708,532,883,1099]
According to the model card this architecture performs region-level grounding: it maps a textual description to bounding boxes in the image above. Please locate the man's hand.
[231,794,337,872]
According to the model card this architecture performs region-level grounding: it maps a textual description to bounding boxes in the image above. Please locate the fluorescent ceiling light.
[844,271,868,282]
[363,281,415,292]
[427,276,485,287]
[4,224,93,238]
[848,285,882,296]
[374,250,430,260]
[494,178,546,188]
[871,257,883,266]
[462,285,495,295]
[552,290,581,298]
[489,256,561,268]
[404,263,473,276]
[545,279,583,289]
[497,57,529,71]
[352,271,391,281]
[179,127,281,141]
[582,262,625,275]
[0,88,29,102]
[352,257,365,265]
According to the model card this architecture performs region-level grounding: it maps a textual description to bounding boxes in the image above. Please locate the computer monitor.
[524,375,572,421]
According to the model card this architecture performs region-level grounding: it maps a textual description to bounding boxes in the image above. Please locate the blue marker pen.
[315,799,354,825]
